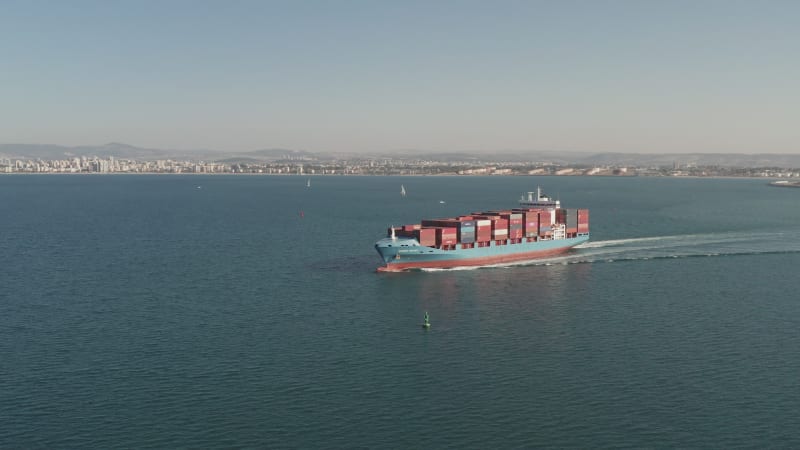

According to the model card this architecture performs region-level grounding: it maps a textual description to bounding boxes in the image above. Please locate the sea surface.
[2,174,800,448]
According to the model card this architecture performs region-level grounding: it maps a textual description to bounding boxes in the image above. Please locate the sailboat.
[306,178,311,188]
[401,184,406,197]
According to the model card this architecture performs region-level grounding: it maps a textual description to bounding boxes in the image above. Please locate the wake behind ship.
[375,187,589,272]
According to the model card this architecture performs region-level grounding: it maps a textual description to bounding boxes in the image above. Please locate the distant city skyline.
[2,1,799,154]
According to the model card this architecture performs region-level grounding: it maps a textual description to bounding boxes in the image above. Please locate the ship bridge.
[519,187,560,209]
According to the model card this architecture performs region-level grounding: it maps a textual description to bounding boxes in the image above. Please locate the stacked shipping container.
[555,208,590,236]
[415,228,436,246]
[561,208,576,235]
[491,218,508,240]
[533,209,551,238]
[388,207,587,249]
[435,227,457,246]
[578,209,589,233]
[507,213,523,240]
[516,210,540,237]
[421,218,476,245]
[475,219,492,242]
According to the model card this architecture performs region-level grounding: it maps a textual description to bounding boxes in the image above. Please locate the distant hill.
[1,143,799,168]
[0,143,320,163]
[577,152,800,168]
[0,143,171,160]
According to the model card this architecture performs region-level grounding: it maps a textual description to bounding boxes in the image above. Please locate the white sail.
[401,184,406,197]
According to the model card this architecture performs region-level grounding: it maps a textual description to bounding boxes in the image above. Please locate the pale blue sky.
[2,0,798,153]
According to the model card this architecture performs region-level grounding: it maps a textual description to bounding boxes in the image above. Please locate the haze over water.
[2,175,800,448]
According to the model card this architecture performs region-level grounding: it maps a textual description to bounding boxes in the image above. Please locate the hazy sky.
[2,0,799,153]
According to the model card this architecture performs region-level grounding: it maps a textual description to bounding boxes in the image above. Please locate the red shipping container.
[555,209,567,224]
[435,227,458,246]
[491,219,508,230]
[415,228,437,246]
[422,219,460,228]
[523,211,538,233]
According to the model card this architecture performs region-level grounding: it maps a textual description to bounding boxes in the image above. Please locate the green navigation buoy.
[422,312,430,329]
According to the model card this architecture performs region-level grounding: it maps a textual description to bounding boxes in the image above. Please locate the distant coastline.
[3,146,800,179]
[3,143,800,178]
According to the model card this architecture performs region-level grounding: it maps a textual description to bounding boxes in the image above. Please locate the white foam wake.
[420,229,800,272]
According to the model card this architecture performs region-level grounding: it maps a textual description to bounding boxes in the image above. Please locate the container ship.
[375,187,589,272]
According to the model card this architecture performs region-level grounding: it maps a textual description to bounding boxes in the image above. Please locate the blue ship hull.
[375,233,589,271]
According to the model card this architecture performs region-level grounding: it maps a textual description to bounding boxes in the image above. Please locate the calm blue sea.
[2,174,800,448]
